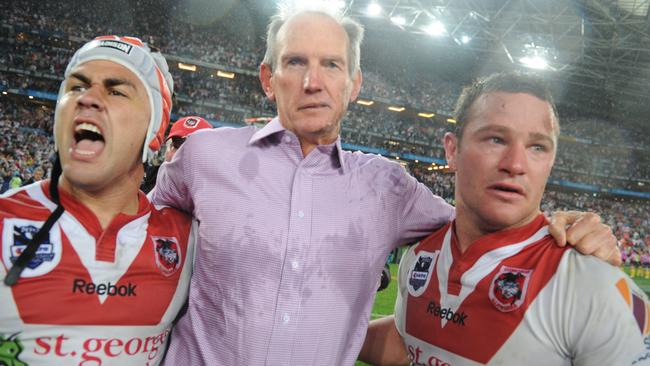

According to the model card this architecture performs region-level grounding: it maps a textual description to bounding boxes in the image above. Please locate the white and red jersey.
[0,181,196,366]
[395,214,650,365]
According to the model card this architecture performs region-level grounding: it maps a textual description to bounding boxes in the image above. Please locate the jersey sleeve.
[562,251,650,365]
[394,244,418,337]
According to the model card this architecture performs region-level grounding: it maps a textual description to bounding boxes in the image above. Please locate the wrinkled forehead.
[276,12,349,54]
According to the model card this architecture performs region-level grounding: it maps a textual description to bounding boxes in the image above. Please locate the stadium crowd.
[0,99,52,193]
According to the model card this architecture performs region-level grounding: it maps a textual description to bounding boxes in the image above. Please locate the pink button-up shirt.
[153,118,454,365]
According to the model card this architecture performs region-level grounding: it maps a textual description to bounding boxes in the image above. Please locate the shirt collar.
[248,117,286,145]
[40,180,152,238]
[248,117,347,174]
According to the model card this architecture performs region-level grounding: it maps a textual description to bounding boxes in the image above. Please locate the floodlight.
[520,56,548,70]
[390,16,406,26]
[367,3,382,16]
[425,21,446,36]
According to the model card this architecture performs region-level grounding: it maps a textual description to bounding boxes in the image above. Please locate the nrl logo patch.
[2,218,62,278]
[489,266,533,312]
[407,250,438,297]
[152,236,182,277]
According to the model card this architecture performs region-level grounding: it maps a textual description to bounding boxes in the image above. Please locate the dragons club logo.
[152,236,182,277]
[489,266,533,312]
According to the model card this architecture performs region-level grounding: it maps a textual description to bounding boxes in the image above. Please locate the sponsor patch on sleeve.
[407,250,438,297]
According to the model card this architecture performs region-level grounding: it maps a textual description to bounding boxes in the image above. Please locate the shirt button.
[283,313,290,324]
[283,135,291,143]
[298,210,305,218]
[292,260,299,270]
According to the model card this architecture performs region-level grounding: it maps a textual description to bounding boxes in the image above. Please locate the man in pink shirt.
[154,5,619,365]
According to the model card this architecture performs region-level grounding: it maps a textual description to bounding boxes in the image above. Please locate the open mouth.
[72,122,105,157]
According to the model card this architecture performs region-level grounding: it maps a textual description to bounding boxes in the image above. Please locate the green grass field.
[625,266,650,294]
[356,265,649,365]
[369,264,400,320]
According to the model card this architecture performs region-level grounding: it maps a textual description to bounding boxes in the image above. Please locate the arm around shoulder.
[358,315,410,366]
[395,166,454,245]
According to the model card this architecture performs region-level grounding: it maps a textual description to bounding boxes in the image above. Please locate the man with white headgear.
[0,36,196,366]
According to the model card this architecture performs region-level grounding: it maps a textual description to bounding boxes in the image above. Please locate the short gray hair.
[261,4,364,78]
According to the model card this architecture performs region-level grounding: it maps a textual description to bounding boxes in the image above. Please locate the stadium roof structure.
[327,0,650,129]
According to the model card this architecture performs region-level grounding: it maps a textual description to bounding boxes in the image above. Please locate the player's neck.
[454,215,485,254]
[454,207,542,254]
[58,175,143,230]
[453,198,501,252]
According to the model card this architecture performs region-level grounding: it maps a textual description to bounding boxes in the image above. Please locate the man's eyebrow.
[68,73,138,92]
[473,125,509,134]
[104,78,137,91]
[529,132,556,147]
[69,72,91,85]
[281,53,305,61]
[474,125,555,146]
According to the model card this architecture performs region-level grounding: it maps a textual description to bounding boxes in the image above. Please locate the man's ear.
[260,63,275,101]
[349,70,362,102]
[443,132,459,171]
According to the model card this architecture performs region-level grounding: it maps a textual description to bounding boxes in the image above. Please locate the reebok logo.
[426,301,467,326]
[72,279,137,297]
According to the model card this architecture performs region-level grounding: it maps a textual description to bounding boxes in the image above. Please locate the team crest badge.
[184,117,200,128]
[2,218,62,278]
[407,250,438,297]
[152,236,182,277]
[489,266,533,312]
